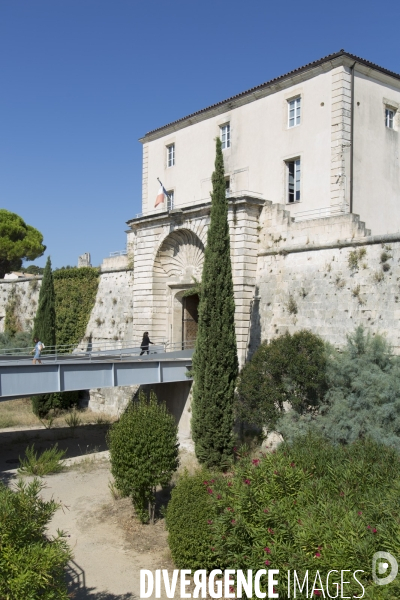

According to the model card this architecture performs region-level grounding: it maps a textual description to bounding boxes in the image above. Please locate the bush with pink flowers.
[208,434,400,598]
[167,435,400,598]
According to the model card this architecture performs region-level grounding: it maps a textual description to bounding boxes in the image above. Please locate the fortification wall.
[249,235,400,356]
[82,269,134,346]
[0,278,41,334]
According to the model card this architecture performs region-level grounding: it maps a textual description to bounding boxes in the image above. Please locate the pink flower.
[373,528,377,534]
[233,447,237,452]
[217,494,221,500]
[210,479,215,484]
[315,552,321,558]
[227,507,233,512]
[264,547,271,554]
[207,488,213,495]
[263,508,269,513]
[367,525,371,529]
[207,520,213,525]
[203,480,209,485]
[211,547,215,551]
[314,592,322,596]
[268,528,275,535]
[252,459,260,466]
[231,519,236,525]
[265,559,270,566]
[227,481,233,487]
[358,511,363,515]
[229,586,235,593]
[273,470,278,475]
[244,479,251,485]
[290,462,295,467]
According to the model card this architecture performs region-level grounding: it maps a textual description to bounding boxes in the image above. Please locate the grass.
[65,407,82,428]
[18,443,67,476]
[0,398,118,430]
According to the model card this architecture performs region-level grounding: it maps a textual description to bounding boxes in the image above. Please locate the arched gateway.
[153,229,204,349]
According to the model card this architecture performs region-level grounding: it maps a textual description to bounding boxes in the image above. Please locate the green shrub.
[107,390,179,524]
[278,327,400,450]
[166,470,218,571]
[0,330,32,353]
[18,443,66,476]
[0,478,71,599]
[236,330,327,432]
[32,390,80,418]
[208,434,400,598]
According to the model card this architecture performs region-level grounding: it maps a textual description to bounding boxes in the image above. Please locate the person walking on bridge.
[140,332,154,355]
[31,337,43,365]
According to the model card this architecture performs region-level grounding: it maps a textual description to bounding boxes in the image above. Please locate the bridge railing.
[0,337,195,365]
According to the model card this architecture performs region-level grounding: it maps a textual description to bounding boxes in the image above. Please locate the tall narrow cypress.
[191,137,238,468]
[33,256,56,348]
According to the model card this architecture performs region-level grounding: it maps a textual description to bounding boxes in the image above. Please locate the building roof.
[141,50,400,141]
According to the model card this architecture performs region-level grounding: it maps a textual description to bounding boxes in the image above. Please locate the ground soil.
[1,422,200,599]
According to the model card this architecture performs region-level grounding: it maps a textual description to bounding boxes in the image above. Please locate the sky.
[1,0,399,269]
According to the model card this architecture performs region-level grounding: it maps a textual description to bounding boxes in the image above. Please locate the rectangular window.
[225,177,231,197]
[288,97,301,128]
[220,123,231,149]
[385,108,394,129]
[167,144,175,167]
[287,159,301,203]
[166,190,174,211]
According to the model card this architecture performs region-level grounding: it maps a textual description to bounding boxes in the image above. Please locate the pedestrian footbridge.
[0,339,193,401]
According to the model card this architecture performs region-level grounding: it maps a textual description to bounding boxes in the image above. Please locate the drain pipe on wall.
[350,61,357,214]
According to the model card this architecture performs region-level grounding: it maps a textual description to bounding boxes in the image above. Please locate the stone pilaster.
[330,66,352,208]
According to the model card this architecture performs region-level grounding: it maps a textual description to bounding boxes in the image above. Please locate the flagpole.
[157,177,171,202]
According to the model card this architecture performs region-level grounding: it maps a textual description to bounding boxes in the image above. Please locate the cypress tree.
[33,256,56,348]
[191,137,238,468]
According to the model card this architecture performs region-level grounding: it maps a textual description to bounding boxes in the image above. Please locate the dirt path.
[1,423,200,599]
[37,461,174,599]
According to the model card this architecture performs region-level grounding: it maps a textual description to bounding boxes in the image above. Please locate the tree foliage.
[33,256,56,348]
[0,478,71,599]
[278,326,400,450]
[53,267,99,348]
[236,330,327,432]
[107,390,179,524]
[0,209,45,279]
[31,391,80,418]
[191,137,238,468]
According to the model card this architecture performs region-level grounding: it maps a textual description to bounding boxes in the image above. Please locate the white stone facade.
[139,51,400,237]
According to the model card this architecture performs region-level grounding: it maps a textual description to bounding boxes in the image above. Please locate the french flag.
[155,184,167,207]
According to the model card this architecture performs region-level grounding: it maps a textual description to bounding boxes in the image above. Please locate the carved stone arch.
[150,222,208,266]
[154,228,205,284]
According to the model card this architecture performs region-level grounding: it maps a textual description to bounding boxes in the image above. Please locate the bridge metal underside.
[0,350,193,401]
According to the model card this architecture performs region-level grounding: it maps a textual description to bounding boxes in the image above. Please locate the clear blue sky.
[1,0,399,269]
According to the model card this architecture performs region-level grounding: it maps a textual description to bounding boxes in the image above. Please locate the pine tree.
[33,256,56,348]
[191,137,238,468]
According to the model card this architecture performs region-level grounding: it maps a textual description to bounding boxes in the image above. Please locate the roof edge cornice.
[140,51,400,143]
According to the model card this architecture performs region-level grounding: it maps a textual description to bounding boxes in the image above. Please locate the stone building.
[126,50,400,365]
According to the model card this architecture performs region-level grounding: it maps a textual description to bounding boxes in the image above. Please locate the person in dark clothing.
[140,332,154,355]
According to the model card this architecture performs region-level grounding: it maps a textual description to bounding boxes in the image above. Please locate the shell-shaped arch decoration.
[154,229,205,283]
